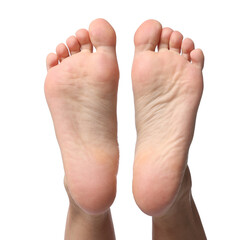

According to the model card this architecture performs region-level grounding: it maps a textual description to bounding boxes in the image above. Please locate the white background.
[0,0,240,239]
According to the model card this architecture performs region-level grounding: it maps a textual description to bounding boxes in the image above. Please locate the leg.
[64,184,115,239]
[152,168,206,239]
[132,20,206,239]
[45,19,119,239]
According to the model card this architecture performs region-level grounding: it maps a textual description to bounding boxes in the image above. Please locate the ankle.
[152,168,206,240]
[153,194,206,240]
[68,201,110,223]
[65,203,115,240]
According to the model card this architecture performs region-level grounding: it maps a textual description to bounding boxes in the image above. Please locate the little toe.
[169,31,183,53]
[89,18,117,52]
[66,35,80,55]
[46,53,58,70]
[76,29,93,52]
[158,27,173,50]
[56,43,69,62]
[182,38,195,61]
[134,20,162,52]
[190,49,205,69]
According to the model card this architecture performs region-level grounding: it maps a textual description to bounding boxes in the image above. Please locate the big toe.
[89,18,116,51]
[134,20,162,52]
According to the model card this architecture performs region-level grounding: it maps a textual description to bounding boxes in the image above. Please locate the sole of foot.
[132,20,204,217]
[45,19,119,215]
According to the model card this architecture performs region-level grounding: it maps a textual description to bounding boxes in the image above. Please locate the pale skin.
[45,19,206,240]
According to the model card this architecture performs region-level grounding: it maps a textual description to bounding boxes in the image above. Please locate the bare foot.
[132,20,204,217]
[45,19,119,215]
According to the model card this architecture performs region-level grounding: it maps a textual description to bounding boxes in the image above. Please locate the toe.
[169,31,183,53]
[46,53,58,70]
[56,43,69,62]
[66,35,80,55]
[190,49,204,69]
[181,38,195,61]
[158,27,173,50]
[76,29,93,52]
[134,20,162,52]
[89,18,116,51]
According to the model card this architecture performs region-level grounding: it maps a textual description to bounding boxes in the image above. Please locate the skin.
[45,18,206,240]
[132,20,206,239]
[45,19,119,239]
